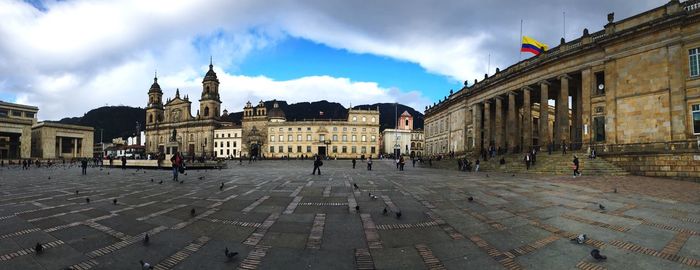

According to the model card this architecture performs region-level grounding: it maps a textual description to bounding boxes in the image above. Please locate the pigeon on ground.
[486,174,489,178]
[511,174,515,177]
[107,172,110,175]
[48,177,51,180]
[179,180,184,184]
[353,183,359,190]
[34,242,43,254]
[190,208,196,216]
[368,192,372,197]
[143,233,149,245]
[371,195,378,200]
[570,234,587,244]
[220,182,224,191]
[590,249,607,261]
[139,260,154,270]
[468,196,474,202]
[355,205,360,212]
[396,211,402,219]
[75,190,79,195]
[85,197,90,203]
[599,204,606,211]
[112,199,117,205]
[382,207,388,216]
[198,176,204,180]
[150,179,154,182]
[158,180,163,184]
[225,247,239,260]
[613,188,617,193]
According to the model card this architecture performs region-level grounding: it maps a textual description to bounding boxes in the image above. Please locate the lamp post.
[322,139,331,158]
[201,143,205,161]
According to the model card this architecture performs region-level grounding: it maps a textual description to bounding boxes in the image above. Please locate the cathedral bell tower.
[200,57,221,119]
[146,74,164,125]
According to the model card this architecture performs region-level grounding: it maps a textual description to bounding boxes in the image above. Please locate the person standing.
[524,153,531,170]
[121,156,127,170]
[562,140,567,155]
[573,155,580,178]
[412,158,416,168]
[399,156,405,171]
[475,159,480,172]
[81,158,88,175]
[312,155,322,175]
[367,157,373,171]
[171,152,182,181]
[352,158,356,169]
[531,148,537,166]
[396,158,400,170]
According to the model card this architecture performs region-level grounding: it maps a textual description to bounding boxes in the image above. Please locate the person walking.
[396,158,400,170]
[399,156,405,171]
[573,155,580,178]
[562,140,567,155]
[475,159,480,172]
[412,158,416,168]
[352,158,356,169]
[531,148,537,166]
[312,155,322,175]
[81,158,88,175]
[121,156,127,170]
[524,153,531,170]
[367,157,373,171]
[171,152,183,181]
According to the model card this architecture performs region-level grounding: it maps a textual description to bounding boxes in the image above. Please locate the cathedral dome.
[148,77,161,93]
[268,101,286,119]
[202,58,219,83]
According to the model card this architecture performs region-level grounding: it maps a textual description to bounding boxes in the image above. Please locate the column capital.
[507,91,517,97]
[521,86,533,92]
[558,74,572,80]
[493,95,504,101]
[539,80,551,86]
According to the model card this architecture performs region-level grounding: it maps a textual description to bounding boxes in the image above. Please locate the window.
[307,127,311,131]
[270,146,275,153]
[319,135,325,141]
[306,146,312,152]
[220,149,223,155]
[298,127,302,131]
[25,112,34,118]
[270,135,275,142]
[690,48,699,77]
[333,127,337,131]
[371,117,375,122]
[306,135,312,141]
[353,116,357,121]
[214,142,218,147]
[279,146,284,153]
[693,104,700,134]
[362,128,366,132]
[288,135,293,142]
[351,146,357,153]
[288,146,292,153]
[352,128,356,131]
[297,135,302,141]
[595,71,605,95]
[333,146,338,153]
[361,146,367,153]
[362,116,366,122]
[297,146,302,152]
[343,127,347,132]
[288,128,292,131]
[279,135,284,142]
[0,109,7,117]
[405,119,409,126]
[371,135,376,142]
[204,107,209,116]
[332,135,338,141]
[342,146,347,153]
[226,149,230,155]
[361,135,366,142]
[342,135,347,142]
[371,146,376,153]
[352,135,357,142]
[233,142,237,147]
[228,133,231,137]
[279,128,283,132]
[227,142,230,147]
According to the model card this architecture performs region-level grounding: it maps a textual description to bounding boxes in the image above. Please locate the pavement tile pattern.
[0,160,698,269]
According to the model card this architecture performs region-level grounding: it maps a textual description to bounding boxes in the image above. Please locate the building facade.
[241,101,380,158]
[382,111,424,157]
[31,122,94,159]
[426,0,700,155]
[144,61,226,158]
[214,125,242,158]
[0,101,38,159]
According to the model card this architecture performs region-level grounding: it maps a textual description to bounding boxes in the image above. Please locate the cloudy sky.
[0,0,668,120]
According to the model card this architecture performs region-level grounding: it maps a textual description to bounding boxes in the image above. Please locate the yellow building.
[145,60,225,158]
[241,101,380,158]
[0,101,38,159]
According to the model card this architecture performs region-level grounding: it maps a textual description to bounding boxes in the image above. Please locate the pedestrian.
[121,156,127,170]
[412,158,416,167]
[524,153,531,170]
[81,158,88,175]
[531,148,537,165]
[457,159,463,171]
[352,158,356,169]
[562,140,567,155]
[109,156,113,167]
[399,156,405,171]
[396,158,400,169]
[171,152,182,181]
[547,142,552,155]
[475,159,480,172]
[367,157,373,171]
[312,155,322,175]
[573,155,580,178]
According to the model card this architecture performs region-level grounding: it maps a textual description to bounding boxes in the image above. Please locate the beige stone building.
[424,1,700,178]
[0,101,38,159]
[31,122,94,159]
[241,101,380,158]
[145,60,226,158]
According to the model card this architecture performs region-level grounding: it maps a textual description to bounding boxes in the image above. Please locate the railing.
[685,0,700,12]
[591,139,700,155]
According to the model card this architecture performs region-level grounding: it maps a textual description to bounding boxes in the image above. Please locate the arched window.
[206,86,210,93]
[204,107,210,116]
[149,114,153,123]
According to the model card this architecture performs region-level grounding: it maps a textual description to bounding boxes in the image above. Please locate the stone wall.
[604,153,700,181]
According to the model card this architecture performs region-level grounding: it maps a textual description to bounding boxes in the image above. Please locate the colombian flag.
[521,36,549,56]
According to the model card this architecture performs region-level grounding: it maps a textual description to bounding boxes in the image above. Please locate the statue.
[171,129,177,142]
[607,12,614,24]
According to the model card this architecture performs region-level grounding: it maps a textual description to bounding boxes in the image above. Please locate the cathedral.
[144,60,225,157]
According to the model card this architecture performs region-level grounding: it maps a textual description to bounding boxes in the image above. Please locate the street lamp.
[321,139,331,157]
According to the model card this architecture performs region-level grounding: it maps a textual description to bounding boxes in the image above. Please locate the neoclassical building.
[144,60,225,157]
[382,111,424,157]
[424,1,700,177]
[241,100,380,158]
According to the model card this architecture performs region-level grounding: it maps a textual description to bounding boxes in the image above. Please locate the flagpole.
[487,53,491,75]
[519,19,523,61]
[563,11,566,40]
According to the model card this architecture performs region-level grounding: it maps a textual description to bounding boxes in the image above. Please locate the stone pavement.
[0,160,698,270]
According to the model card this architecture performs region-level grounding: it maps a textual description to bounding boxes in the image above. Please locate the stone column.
[507,91,517,152]
[522,87,532,151]
[604,61,617,144]
[668,43,687,140]
[558,75,571,146]
[58,137,63,158]
[495,96,504,151]
[483,101,491,148]
[539,81,551,150]
[581,69,592,148]
[472,103,482,153]
[73,138,78,158]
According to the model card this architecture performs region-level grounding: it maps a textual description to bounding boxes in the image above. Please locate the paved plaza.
[0,160,699,270]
